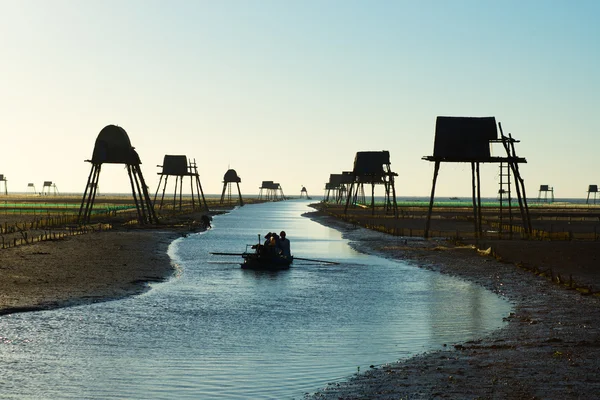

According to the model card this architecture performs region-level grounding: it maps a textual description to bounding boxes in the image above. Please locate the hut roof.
[91,125,141,165]
[352,151,392,175]
[224,169,241,183]
[160,155,189,176]
[432,116,497,160]
[260,181,280,190]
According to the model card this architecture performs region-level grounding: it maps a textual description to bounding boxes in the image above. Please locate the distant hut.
[587,185,598,205]
[26,182,36,194]
[344,151,398,216]
[0,175,7,195]
[324,172,353,204]
[220,169,243,206]
[422,116,531,238]
[300,186,311,200]
[154,155,209,212]
[258,181,285,201]
[42,181,59,195]
[78,125,157,224]
[537,185,554,203]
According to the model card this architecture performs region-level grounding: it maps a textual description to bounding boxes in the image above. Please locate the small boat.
[211,234,337,270]
[241,249,293,270]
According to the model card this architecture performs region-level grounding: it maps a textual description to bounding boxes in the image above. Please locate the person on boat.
[278,231,291,258]
[270,232,279,246]
[264,232,272,247]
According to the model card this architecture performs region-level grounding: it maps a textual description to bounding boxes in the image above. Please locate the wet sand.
[305,210,600,399]
[0,228,180,315]
[0,203,221,315]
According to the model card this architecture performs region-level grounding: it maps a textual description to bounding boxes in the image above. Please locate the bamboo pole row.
[322,208,600,241]
[1,223,112,249]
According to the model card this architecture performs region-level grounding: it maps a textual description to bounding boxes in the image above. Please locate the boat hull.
[241,253,293,270]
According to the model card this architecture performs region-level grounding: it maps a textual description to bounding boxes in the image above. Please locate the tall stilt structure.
[154,155,209,212]
[537,185,554,203]
[300,186,311,199]
[78,125,157,225]
[422,116,531,239]
[42,181,58,195]
[587,185,598,205]
[220,169,244,206]
[344,151,398,216]
[0,175,7,195]
[324,173,353,204]
[258,181,285,200]
[26,183,36,194]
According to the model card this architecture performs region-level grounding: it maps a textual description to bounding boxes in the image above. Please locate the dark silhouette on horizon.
[300,186,311,200]
[344,151,398,216]
[587,185,598,205]
[258,181,285,201]
[220,169,244,206]
[0,175,7,195]
[537,185,555,203]
[324,172,353,204]
[154,155,209,212]
[78,124,157,225]
[422,116,531,238]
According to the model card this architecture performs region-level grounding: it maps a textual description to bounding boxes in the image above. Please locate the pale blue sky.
[1,0,598,198]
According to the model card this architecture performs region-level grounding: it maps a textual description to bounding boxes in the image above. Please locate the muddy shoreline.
[304,210,600,399]
[0,229,180,315]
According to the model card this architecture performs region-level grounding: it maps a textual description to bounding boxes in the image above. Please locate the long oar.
[294,256,340,265]
[211,253,340,265]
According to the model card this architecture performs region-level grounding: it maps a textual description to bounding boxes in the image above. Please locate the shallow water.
[0,200,511,399]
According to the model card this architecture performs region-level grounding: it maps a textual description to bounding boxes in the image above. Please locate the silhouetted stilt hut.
[78,125,157,224]
[154,155,209,212]
[220,169,244,206]
[258,181,285,200]
[42,181,58,195]
[300,186,311,199]
[324,173,353,204]
[344,151,398,216]
[537,185,554,203]
[26,183,36,194]
[422,116,531,238]
[587,185,598,205]
[0,175,7,195]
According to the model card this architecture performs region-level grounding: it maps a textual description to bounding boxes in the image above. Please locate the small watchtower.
[0,175,7,195]
[422,116,531,238]
[26,183,36,194]
[258,181,285,201]
[154,155,209,212]
[42,181,58,195]
[324,172,353,204]
[300,186,311,199]
[587,185,598,205]
[537,185,554,203]
[78,125,157,224]
[220,169,244,206]
[344,151,398,216]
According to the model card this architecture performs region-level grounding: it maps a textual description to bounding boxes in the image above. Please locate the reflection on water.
[0,201,511,399]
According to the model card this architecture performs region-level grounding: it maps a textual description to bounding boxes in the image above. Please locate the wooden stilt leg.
[425,161,440,238]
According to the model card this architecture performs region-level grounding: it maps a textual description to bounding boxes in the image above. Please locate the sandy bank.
[0,229,180,315]
[305,210,600,399]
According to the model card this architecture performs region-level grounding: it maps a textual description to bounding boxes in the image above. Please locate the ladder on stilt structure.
[498,124,532,237]
[498,162,513,237]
